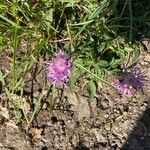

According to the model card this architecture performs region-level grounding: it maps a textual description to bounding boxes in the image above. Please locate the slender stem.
[51,83,56,108]
[55,8,65,31]
[12,27,18,92]
[29,89,45,126]
[74,62,117,89]
[20,89,29,126]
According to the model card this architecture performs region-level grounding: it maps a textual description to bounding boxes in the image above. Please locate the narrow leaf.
[86,80,96,100]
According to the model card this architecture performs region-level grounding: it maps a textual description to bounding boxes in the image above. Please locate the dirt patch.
[0,42,150,150]
[0,86,150,150]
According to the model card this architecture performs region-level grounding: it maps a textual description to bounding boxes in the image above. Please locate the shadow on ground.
[122,103,150,150]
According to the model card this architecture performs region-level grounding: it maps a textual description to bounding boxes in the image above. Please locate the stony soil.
[0,39,150,150]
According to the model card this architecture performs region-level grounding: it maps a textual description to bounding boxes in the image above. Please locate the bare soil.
[0,39,150,150]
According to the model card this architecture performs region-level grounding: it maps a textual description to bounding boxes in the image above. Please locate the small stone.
[90,98,97,109]
[53,130,57,135]
[104,114,109,118]
[0,107,9,120]
[111,140,116,146]
[104,123,111,131]
[33,91,40,97]
[42,103,47,109]
[98,99,109,110]
[0,142,3,147]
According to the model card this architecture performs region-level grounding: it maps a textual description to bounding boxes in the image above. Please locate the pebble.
[104,114,109,118]
[98,99,109,110]
[33,91,40,97]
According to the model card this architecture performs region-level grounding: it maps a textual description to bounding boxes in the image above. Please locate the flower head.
[47,51,72,84]
[115,81,132,96]
[115,65,148,95]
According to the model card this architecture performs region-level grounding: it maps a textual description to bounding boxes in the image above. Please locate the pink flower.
[115,65,148,95]
[47,51,72,84]
[115,81,132,96]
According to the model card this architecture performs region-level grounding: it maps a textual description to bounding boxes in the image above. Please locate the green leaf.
[97,60,109,67]
[88,0,107,20]
[69,66,86,90]
[0,69,6,86]
[60,0,77,7]
[98,42,106,52]
[69,70,78,89]
[0,14,21,28]
[86,80,96,100]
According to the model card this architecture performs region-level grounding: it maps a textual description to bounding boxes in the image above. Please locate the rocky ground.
[0,38,150,150]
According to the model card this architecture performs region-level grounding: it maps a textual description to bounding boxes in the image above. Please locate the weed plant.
[0,0,149,125]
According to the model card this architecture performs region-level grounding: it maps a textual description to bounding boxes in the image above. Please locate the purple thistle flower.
[115,81,132,96]
[47,51,72,84]
[115,65,148,95]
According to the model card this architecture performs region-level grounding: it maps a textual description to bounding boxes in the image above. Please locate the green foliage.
[86,80,97,100]
[0,0,148,124]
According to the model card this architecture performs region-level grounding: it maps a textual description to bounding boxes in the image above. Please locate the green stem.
[12,27,18,92]
[51,83,56,107]
[74,62,116,89]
